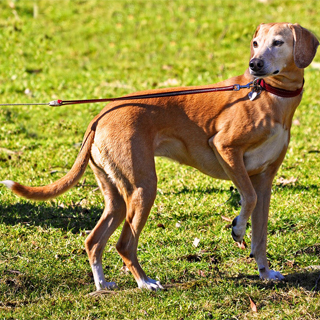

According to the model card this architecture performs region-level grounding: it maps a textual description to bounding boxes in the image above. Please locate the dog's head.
[249,23,319,77]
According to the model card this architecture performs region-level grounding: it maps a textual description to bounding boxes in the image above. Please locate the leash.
[0,79,303,107]
[0,81,257,107]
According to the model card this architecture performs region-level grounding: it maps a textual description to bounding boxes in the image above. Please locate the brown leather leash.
[0,79,304,107]
[50,83,240,106]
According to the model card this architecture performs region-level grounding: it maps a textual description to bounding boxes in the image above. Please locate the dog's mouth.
[249,69,280,77]
[249,69,268,77]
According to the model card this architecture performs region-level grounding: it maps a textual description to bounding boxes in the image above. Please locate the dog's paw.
[104,281,119,290]
[97,281,118,291]
[231,216,246,242]
[259,269,285,281]
[138,277,164,291]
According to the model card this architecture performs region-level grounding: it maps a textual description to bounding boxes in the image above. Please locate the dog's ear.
[250,24,263,58]
[289,23,319,68]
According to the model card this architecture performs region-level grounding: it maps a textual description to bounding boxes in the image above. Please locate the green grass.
[0,0,320,319]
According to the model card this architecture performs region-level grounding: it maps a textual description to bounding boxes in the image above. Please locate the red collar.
[257,78,304,98]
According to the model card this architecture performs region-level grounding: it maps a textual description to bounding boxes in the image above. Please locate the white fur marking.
[244,124,288,172]
[0,180,15,189]
[91,263,117,290]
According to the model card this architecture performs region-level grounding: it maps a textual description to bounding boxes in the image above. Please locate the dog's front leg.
[209,135,257,243]
[250,170,285,281]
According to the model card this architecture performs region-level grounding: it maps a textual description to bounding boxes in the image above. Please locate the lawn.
[0,0,320,319]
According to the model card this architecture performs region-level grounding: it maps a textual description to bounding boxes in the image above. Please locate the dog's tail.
[0,126,96,201]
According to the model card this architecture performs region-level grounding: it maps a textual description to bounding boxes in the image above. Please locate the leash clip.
[233,81,255,91]
[48,100,63,107]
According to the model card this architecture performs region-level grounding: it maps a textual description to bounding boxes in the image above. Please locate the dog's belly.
[154,124,288,180]
[154,135,229,179]
[244,123,289,173]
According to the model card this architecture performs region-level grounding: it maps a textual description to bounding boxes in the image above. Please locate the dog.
[1,23,318,292]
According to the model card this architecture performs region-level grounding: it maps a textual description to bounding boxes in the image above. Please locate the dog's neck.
[245,68,305,92]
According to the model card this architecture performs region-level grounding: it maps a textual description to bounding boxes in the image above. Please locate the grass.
[0,0,320,319]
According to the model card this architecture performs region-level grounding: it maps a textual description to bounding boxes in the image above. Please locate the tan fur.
[1,23,318,291]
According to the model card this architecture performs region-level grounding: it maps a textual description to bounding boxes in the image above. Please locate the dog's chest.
[244,123,289,172]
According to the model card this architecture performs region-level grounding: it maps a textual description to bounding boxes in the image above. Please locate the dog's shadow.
[0,201,101,232]
[230,269,320,292]
[1,199,320,294]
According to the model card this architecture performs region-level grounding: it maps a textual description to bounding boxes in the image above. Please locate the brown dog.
[1,23,318,291]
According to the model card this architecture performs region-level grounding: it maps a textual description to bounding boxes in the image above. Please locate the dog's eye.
[252,41,258,48]
[273,40,284,47]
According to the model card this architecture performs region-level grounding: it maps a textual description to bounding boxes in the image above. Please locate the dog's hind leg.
[85,161,126,291]
[249,169,284,281]
[115,168,163,290]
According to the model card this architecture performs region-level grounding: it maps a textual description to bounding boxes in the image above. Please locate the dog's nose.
[249,58,264,72]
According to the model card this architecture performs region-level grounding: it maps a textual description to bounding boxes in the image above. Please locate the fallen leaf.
[221,215,232,222]
[0,148,19,155]
[248,296,258,312]
[198,270,206,277]
[277,176,298,186]
[236,240,247,249]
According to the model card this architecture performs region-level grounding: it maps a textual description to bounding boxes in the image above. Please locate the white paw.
[104,281,118,290]
[138,277,164,291]
[97,281,118,291]
[259,269,285,281]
